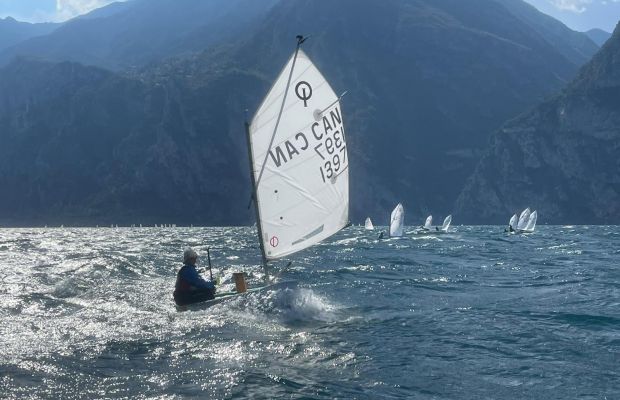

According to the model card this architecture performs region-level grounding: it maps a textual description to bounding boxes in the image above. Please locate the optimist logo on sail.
[295,81,312,107]
[267,98,348,184]
[269,236,279,247]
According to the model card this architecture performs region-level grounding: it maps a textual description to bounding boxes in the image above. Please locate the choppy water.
[0,226,618,399]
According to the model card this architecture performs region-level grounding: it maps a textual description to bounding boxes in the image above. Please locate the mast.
[245,35,307,280]
[255,35,307,188]
[244,120,268,274]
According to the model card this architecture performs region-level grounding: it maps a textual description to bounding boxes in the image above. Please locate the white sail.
[509,214,518,230]
[389,203,405,237]
[441,215,452,232]
[517,208,531,231]
[364,217,374,230]
[423,215,433,230]
[248,49,349,260]
[524,210,537,232]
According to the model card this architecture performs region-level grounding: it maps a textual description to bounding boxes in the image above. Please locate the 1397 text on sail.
[267,105,347,184]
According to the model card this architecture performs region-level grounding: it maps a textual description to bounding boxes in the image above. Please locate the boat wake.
[226,287,339,324]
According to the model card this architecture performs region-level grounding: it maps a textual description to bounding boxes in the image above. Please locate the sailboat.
[185,36,349,309]
[365,217,374,230]
[440,215,452,232]
[518,210,537,233]
[516,207,531,231]
[507,213,518,232]
[524,211,537,232]
[423,215,433,231]
[389,203,405,237]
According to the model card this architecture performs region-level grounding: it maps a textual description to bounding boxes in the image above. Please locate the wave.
[217,287,341,326]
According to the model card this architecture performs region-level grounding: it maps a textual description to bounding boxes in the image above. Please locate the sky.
[524,0,620,32]
[0,0,124,23]
[0,0,619,32]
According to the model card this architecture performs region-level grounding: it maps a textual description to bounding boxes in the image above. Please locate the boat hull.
[175,280,298,311]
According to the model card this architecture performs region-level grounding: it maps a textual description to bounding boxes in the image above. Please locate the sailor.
[173,247,216,306]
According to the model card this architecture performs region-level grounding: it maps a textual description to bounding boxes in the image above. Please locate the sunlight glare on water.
[0,226,619,399]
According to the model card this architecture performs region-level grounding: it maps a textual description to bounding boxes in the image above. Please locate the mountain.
[585,28,612,47]
[73,0,133,20]
[0,17,59,53]
[0,0,278,70]
[223,0,599,224]
[0,0,604,226]
[455,23,620,224]
[2,0,598,71]
[0,58,253,226]
[493,0,599,65]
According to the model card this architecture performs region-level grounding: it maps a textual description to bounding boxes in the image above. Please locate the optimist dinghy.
[179,36,351,310]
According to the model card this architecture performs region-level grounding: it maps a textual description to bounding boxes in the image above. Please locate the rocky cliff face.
[0,59,253,226]
[455,23,620,224]
[0,0,603,226]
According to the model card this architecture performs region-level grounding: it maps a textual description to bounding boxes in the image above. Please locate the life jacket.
[175,265,195,293]
[173,264,216,306]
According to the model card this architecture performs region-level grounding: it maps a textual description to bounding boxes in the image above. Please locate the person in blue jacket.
[173,247,216,306]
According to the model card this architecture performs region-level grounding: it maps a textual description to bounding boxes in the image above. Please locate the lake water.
[1,226,618,399]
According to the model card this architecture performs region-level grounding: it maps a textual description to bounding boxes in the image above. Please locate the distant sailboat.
[423,215,433,231]
[524,211,537,231]
[519,210,537,233]
[365,217,374,230]
[390,203,405,237]
[508,214,519,229]
[508,214,518,232]
[516,208,531,231]
[441,215,452,232]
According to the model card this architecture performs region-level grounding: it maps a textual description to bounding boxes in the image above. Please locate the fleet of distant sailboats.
[418,214,452,233]
[362,204,537,238]
[508,207,538,233]
[37,207,537,234]
[365,204,456,238]
[44,224,197,228]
